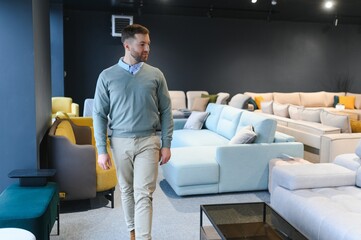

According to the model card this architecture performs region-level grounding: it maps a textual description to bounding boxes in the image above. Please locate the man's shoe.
[130,230,135,240]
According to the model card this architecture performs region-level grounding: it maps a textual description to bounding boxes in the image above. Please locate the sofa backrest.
[205,103,277,143]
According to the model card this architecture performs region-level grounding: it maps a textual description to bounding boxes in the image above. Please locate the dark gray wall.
[0,0,51,191]
[64,11,361,114]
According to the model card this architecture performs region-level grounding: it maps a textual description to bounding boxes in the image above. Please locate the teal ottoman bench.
[0,182,59,240]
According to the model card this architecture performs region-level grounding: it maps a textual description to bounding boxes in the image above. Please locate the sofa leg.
[100,187,115,208]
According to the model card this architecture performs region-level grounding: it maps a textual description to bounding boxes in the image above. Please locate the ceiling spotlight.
[324,1,334,9]
[251,0,257,3]
[271,0,277,5]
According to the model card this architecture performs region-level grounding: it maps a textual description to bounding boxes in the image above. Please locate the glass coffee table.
[200,202,307,240]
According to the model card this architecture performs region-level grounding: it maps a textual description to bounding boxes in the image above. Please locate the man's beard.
[131,51,148,63]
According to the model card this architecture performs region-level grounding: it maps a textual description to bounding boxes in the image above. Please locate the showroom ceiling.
[52,0,361,25]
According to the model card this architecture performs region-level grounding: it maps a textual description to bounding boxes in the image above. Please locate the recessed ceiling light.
[324,1,335,9]
[251,0,257,3]
[271,0,277,5]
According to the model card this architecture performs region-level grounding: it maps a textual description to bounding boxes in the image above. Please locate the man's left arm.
[157,70,173,164]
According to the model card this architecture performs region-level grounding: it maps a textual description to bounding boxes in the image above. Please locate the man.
[93,24,173,240]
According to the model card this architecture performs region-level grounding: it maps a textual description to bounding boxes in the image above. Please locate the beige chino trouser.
[110,135,160,240]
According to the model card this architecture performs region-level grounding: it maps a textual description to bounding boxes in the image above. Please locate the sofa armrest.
[320,133,361,163]
[271,163,356,194]
[48,136,96,200]
[174,118,187,130]
[71,103,79,117]
[215,142,304,192]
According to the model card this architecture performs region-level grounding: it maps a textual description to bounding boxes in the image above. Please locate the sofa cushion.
[216,106,242,139]
[163,146,219,187]
[229,125,256,144]
[300,108,321,123]
[320,110,351,133]
[288,105,303,120]
[254,96,264,109]
[351,119,361,133]
[236,111,276,143]
[325,91,345,107]
[347,92,361,109]
[355,140,361,159]
[172,129,229,148]
[191,97,209,111]
[273,92,301,105]
[273,102,289,118]
[201,93,218,103]
[204,103,224,132]
[55,120,76,144]
[272,163,356,191]
[244,92,273,102]
[299,91,327,107]
[184,111,209,130]
[228,93,250,109]
[261,101,273,114]
[339,95,356,109]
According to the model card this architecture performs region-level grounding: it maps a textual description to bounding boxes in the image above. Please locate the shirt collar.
[118,57,144,75]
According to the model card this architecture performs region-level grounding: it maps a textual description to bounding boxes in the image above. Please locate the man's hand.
[98,153,112,170]
[160,147,171,165]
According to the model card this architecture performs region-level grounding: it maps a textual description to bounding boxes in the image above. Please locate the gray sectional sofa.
[161,103,304,196]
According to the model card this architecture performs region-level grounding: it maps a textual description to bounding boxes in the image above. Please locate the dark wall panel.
[64,11,361,113]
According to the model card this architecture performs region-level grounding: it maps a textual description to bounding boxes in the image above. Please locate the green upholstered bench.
[0,182,59,240]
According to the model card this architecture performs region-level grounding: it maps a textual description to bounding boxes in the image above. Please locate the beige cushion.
[289,105,304,120]
[169,91,186,110]
[325,92,345,107]
[186,91,209,109]
[191,97,209,111]
[273,92,301,105]
[244,92,273,102]
[347,92,361,109]
[300,91,327,107]
[273,102,290,118]
[320,110,351,133]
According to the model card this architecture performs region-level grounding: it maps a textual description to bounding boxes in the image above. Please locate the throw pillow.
[273,102,290,118]
[261,101,273,114]
[350,119,361,133]
[229,125,257,144]
[183,111,210,130]
[55,120,76,144]
[254,96,264,109]
[201,94,218,103]
[228,94,251,109]
[300,108,321,123]
[320,110,351,133]
[333,95,339,108]
[191,97,209,111]
[288,105,304,120]
[248,98,258,110]
[339,96,355,109]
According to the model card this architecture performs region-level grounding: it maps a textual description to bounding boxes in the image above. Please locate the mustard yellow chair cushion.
[255,96,264,109]
[351,119,361,133]
[54,120,76,144]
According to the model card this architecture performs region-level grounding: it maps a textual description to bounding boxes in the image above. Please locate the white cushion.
[169,91,186,110]
[300,108,321,123]
[216,92,230,105]
[183,111,210,130]
[229,125,257,144]
[288,105,303,120]
[355,139,361,158]
[272,163,356,191]
[261,101,273,114]
[273,102,290,118]
[320,110,351,133]
[228,94,250,109]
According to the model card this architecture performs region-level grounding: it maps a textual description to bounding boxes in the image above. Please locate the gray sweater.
[93,63,173,154]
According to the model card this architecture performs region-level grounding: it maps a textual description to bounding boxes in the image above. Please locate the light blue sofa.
[161,103,304,196]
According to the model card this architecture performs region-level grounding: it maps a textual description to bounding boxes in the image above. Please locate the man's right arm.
[93,73,110,155]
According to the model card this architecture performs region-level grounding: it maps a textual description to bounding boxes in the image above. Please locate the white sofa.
[245,91,361,162]
[270,141,361,240]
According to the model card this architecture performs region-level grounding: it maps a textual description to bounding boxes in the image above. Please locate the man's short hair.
[121,24,150,43]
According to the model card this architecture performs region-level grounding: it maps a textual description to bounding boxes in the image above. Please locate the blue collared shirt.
[118,57,144,75]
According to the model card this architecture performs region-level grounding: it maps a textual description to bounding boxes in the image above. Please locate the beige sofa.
[244,91,361,163]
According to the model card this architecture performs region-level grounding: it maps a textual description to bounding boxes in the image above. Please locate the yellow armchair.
[52,97,79,118]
